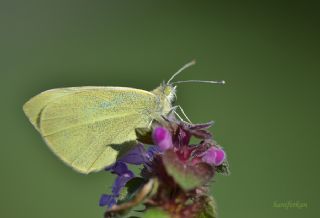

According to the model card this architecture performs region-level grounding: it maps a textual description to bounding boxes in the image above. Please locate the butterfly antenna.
[167,60,196,85]
[171,80,226,85]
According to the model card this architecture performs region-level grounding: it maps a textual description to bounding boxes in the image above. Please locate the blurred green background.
[0,0,319,217]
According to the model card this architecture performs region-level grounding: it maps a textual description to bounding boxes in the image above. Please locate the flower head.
[101,116,229,218]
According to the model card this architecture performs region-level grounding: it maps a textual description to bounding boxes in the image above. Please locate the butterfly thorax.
[151,82,176,115]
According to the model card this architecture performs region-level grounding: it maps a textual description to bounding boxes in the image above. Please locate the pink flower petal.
[152,127,173,151]
[202,147,225,166]
[214,149,226,166]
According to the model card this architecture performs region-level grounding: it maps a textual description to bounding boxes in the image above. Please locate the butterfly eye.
[164,86,172,97]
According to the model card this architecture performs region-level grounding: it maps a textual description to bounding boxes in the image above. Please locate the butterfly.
[23,61,224,174]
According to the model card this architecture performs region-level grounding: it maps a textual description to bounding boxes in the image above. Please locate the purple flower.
[118,144,148,165]
[99,143,161,208]
[100,116,229,217]
[99,161,134,208]
[99,195,116,208]
[118,143,161,168]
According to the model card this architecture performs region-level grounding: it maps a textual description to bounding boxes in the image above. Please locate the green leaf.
[162,150,214,190]
[119,177,147,203]
[196,196,217,218]
[141,208,170,218]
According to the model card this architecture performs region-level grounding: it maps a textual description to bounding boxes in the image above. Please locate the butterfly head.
[152,60,225,114]
[163,82,177,103]
[152,82,177,104]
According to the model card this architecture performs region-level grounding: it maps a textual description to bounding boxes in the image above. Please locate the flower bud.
[152,127,173,151]
[202,147,225,166]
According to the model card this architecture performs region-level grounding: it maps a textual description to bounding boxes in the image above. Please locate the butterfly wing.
[23,87,79,132]
[23,87,158,174]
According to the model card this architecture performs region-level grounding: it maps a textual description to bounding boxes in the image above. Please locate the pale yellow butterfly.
[23,61,224,174]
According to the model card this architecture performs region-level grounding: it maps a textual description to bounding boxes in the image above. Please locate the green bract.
[162,150,214,190]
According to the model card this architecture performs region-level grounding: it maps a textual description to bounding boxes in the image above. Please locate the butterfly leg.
[147,119,154,128]
[173,110,184,122]
[172,105,192,124]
